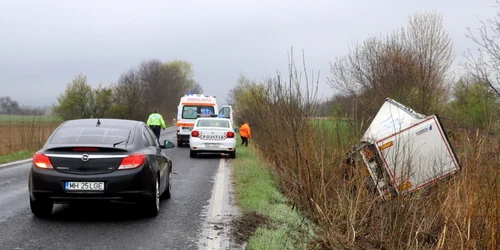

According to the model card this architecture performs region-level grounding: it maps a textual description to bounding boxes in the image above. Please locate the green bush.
[448,79,500,130]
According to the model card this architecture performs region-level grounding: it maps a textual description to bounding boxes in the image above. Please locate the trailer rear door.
[375,116,460,195]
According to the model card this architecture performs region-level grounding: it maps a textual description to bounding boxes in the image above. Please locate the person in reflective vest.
[147,109,166,143]
[239,121,251,147]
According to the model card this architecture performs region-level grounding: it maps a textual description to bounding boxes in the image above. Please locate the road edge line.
[0,158,32,169]
[206,158,226,249]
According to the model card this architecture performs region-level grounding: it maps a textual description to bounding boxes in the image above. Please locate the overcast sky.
[0,0,498,108]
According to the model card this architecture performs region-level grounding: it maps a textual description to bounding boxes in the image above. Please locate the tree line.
[52,59,203,122]
[0,96,48,116]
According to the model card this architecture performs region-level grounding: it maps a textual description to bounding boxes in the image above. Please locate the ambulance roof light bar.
[184,94,216,98]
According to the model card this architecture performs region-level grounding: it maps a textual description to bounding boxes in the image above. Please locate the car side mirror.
[234,128,240,133]
[161,140,175,149]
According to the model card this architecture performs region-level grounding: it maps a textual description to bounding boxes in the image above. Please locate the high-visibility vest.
[147,113,166,128]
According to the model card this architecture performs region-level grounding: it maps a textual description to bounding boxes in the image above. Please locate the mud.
[230,211,270,246]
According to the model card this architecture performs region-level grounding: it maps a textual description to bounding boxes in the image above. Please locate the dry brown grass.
[0,120,61,156]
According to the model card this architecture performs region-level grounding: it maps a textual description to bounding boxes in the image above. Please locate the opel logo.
[81,154,90,162]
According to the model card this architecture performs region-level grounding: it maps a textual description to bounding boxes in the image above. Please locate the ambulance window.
[182,106,198,119]
[182,106,215,119]
[200,107,213,115]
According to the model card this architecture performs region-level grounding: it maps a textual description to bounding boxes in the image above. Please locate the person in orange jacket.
[239,121,251,147]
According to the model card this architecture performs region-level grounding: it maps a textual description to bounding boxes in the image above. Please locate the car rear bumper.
[29,165,155,204]
[189,139,236,152]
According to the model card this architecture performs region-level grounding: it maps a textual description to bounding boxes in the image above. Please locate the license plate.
[65,182,104,191]
[183,127,193,132]
[203,135,225,140]
[205,143,220,148]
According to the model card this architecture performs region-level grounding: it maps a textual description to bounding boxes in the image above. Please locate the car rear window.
[197,119,230,128]
[50,127,133,145]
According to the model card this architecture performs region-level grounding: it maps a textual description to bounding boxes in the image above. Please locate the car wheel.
[145,176,160,217]
[162,171,172,199]
[30,198,53,217]
[189,150,197,158]
[229,150,236,159]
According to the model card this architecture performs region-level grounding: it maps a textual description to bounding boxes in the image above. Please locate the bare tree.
[187,82,203,94]
[465,0,500,98]
[138,60,165,113]
[328,12,453,121]
[328,37,414,120]
[403,12,453,113]
[114,69,145,120]
[162,62,192,117]
[138,60,197,117]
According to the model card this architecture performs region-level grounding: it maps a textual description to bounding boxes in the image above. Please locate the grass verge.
[0,150,33,165]
[231,141,318,250]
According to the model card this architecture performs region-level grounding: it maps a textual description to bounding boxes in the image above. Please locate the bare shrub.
[231,46,499,248]
[329,12,453,125]
[0,117,61,156]
[465,0,500,98]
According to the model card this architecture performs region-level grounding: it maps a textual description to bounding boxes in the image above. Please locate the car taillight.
[118,154,146,170]
[227,132,235,138]
[33,152,54,169]
[191,130,199,137]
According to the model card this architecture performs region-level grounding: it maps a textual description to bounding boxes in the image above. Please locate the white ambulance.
[176,94,218,147]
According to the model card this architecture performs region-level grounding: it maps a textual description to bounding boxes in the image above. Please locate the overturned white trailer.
[356,98,460,199]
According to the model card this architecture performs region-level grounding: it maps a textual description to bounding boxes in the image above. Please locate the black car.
[28,118,175,217]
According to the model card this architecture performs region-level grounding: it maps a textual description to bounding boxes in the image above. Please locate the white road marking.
[0,159,32,169]
[206,158,225,250]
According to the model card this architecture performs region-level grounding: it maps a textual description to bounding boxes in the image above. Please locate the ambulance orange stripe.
[177,123,195,127]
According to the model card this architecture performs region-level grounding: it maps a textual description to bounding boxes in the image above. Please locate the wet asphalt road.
[0,127,230,250]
